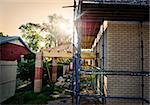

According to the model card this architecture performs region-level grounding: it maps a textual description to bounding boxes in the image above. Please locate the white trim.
[9,40,24,47]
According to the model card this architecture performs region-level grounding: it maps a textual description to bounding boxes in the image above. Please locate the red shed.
[0,36,32,61]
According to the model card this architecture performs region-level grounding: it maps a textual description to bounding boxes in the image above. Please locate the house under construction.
[71,0,150,105]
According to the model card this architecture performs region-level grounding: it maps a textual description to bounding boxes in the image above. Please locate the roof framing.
[76,0,149,49]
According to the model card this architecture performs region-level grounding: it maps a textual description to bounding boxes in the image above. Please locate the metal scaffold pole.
[75,30,81,105]
[76,1,81,105]
[101,21,105,104]
[72,1,149,105]
[140,21,144,105]
[71,0,77,100]
[96,41,100,96]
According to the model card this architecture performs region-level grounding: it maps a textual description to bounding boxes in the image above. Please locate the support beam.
[140,21,144,105]
[76,1,82,104]
[101,22,105,103]
[43,51,96,59]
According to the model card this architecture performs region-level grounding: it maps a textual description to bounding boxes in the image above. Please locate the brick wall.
[107,21,141,71]
[105,21,149,104]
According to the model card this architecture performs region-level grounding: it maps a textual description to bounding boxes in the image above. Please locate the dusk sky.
[0,0,73,35]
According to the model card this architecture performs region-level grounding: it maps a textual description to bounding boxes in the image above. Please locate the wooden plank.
[81,52,96,59]
[43,51,72,58]
[43,51,96,59]
[82,6,149,12]
[81,36,95,48]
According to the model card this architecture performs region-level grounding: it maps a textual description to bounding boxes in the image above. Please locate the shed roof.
[0,36,32,52]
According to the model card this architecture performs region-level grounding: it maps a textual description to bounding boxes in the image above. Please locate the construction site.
[0,0,149,105]
[70,0,150,105]
[34,0,150,105]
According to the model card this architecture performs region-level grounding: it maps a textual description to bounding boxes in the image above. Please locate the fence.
[0,60,17,103]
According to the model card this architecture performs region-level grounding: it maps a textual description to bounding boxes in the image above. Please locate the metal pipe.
[80,94,143,100]
[76,1,82,105]
[79,70,150,76]
[102,22,105,69]
[71,56,75,97]
[140,21,144,105]
[101,21,105,104]
[95,40,100,95]
[71,0,77,98]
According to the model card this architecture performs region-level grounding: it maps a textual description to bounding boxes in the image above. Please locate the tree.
[40,14,72,47]
[0,32,4,36]
[17,53,35,88]
[19,14,72,52]
[0,32,7,36]
[19,23,43,52]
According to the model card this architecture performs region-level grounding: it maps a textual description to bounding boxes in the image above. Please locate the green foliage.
[0,32,4,36]
[17,53,35,86]
[53,86,64,93]
[17,52,71,89]
[19,14,72,52]
[42,60,52,86]
[0,32,8,36]
[19,23,42,52]
[2,91,48,104]
[57,58,72,65]
[43,14,72,46]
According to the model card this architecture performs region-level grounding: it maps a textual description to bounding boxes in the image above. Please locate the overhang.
[76,0,149,49]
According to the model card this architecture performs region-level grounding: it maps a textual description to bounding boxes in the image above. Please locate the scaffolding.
[71,0,150,105]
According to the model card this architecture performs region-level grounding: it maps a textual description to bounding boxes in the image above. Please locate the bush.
[17,53,35,88]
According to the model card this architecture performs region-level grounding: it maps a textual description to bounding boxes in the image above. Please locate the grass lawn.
[2,85,64,104]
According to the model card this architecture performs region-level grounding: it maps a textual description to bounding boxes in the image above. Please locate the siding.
[0,43,29,61]
[0,61,17,103]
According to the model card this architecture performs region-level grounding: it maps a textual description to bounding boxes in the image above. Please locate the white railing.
[82,0,149,5]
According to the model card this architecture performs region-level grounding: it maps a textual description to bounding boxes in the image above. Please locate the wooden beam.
[82,3,149,11]
[43,51,96,59]
[43,51,72,58]
[82,7,148,13]
[81,16,147,21]
[81,3,149,21]
[82,10,148,15]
